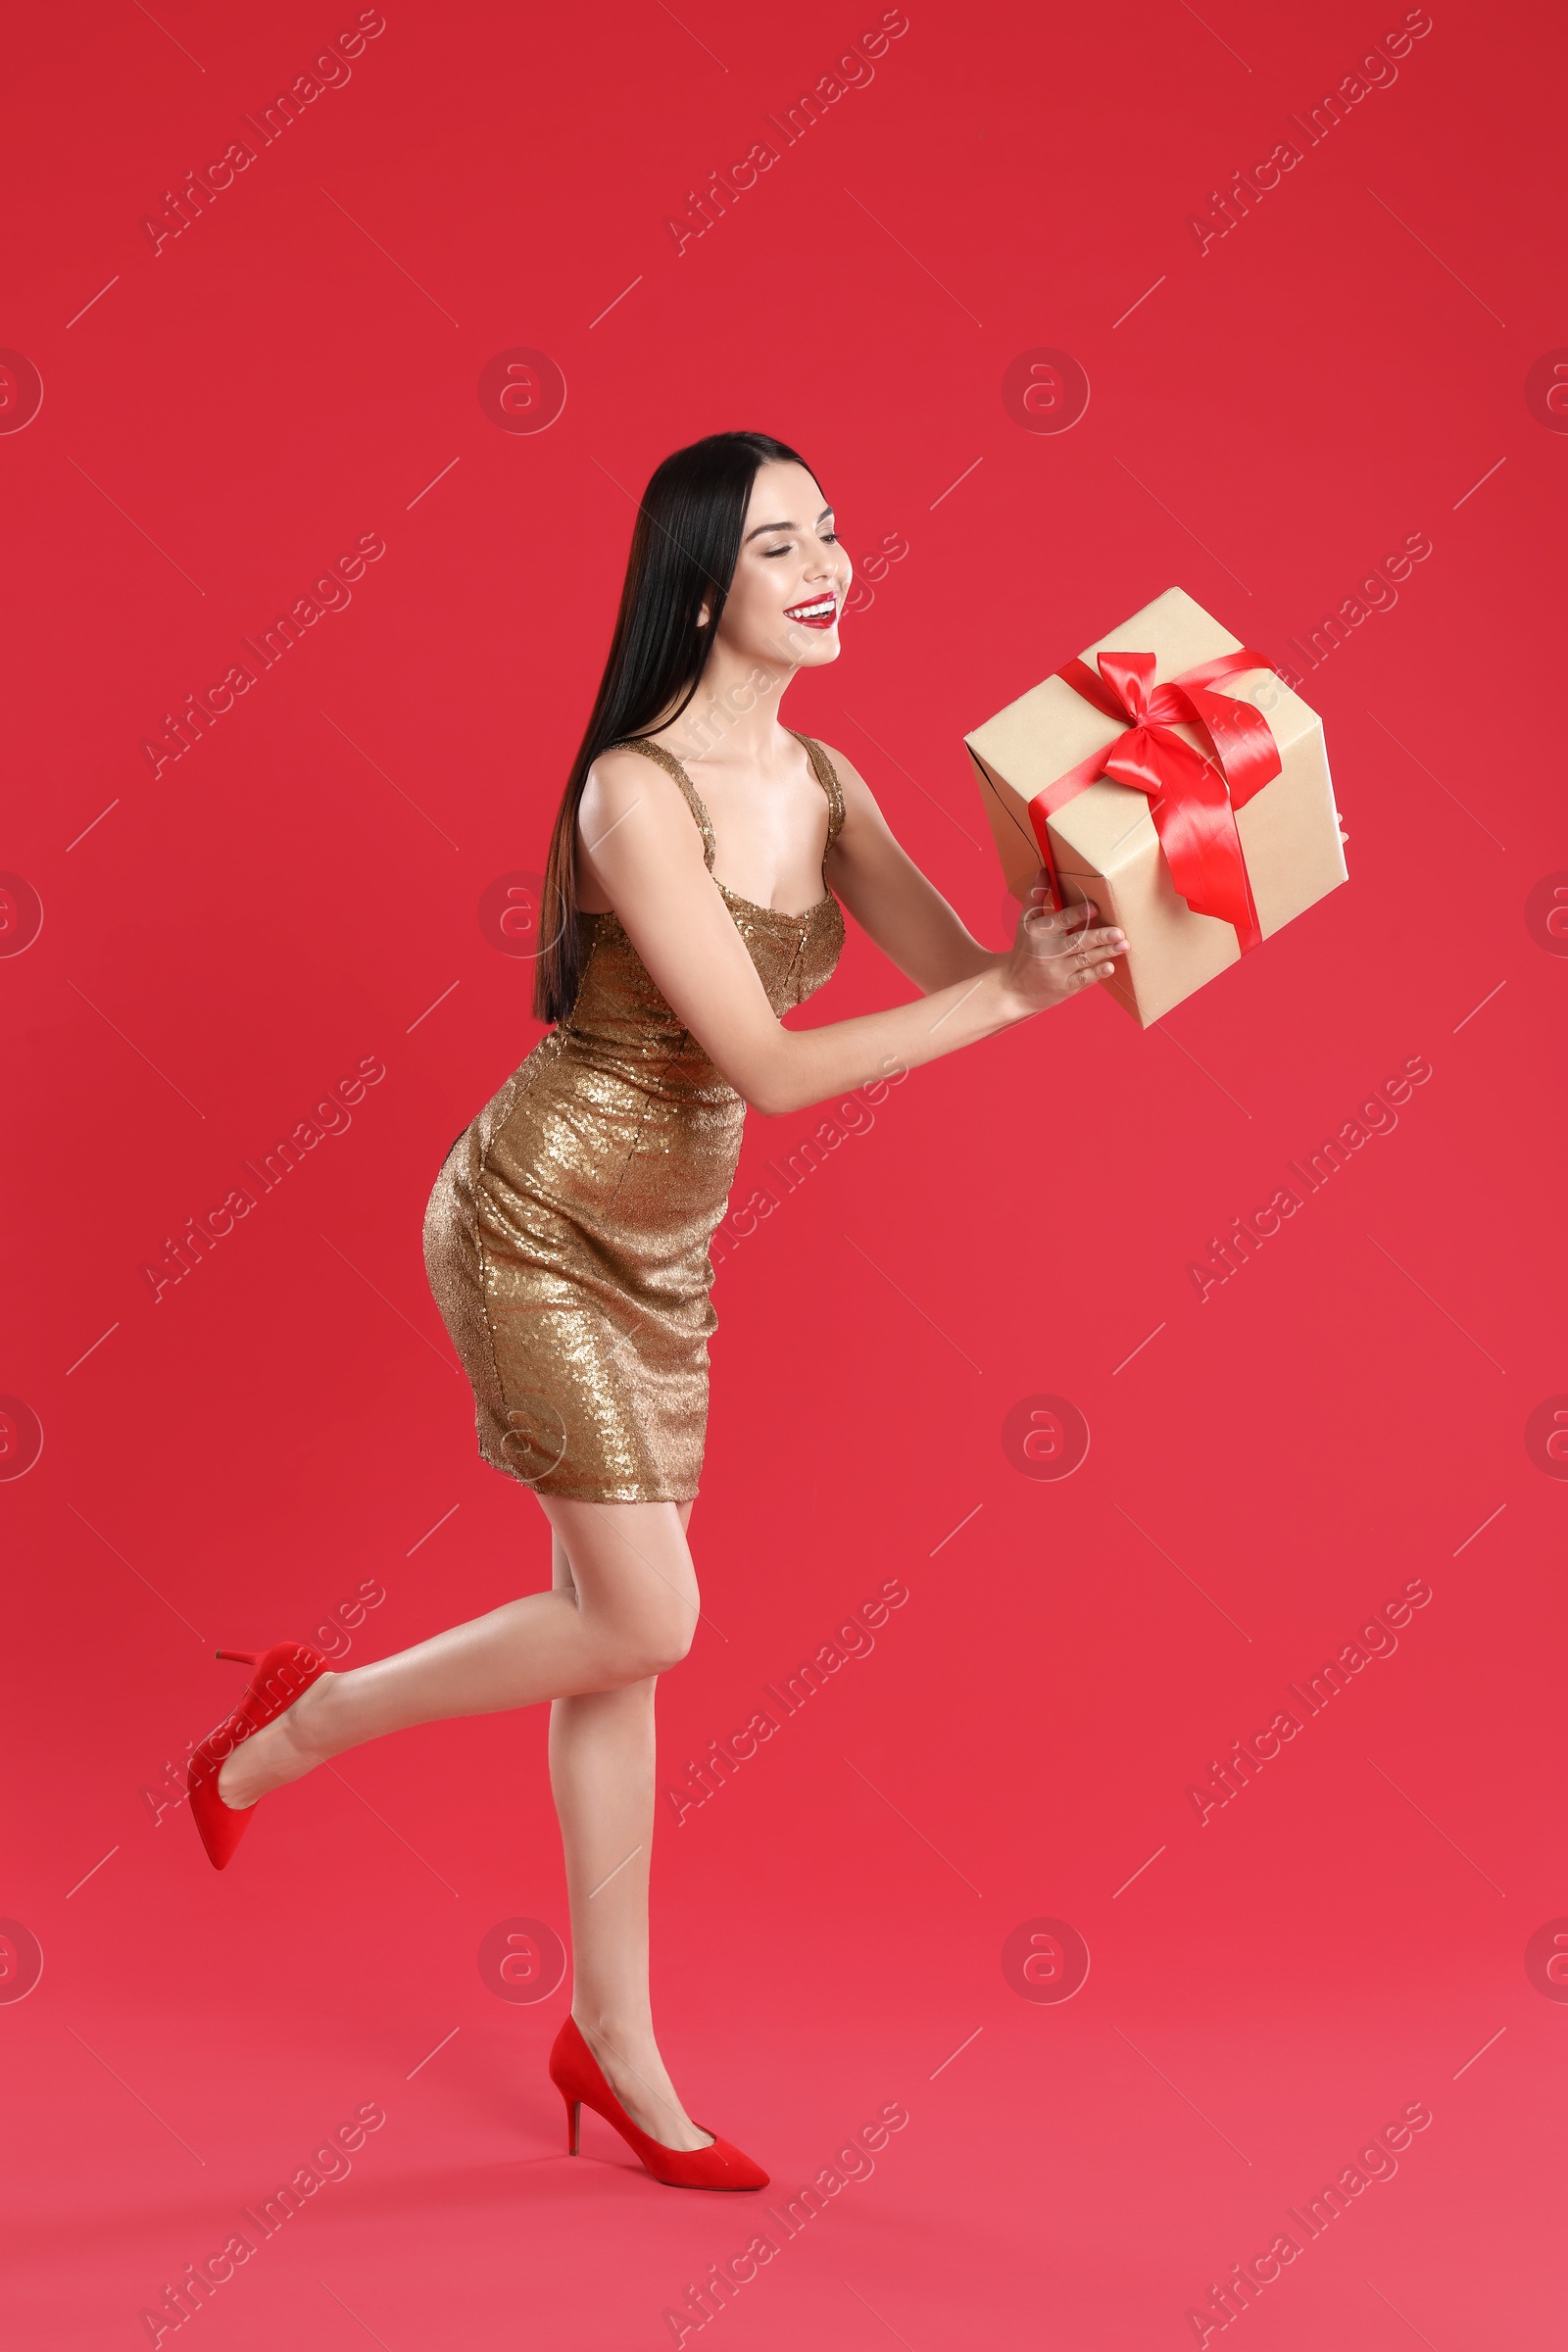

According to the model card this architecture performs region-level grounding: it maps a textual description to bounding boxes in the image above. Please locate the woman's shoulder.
[589,737,660,778]
[796,734,871,820]
[795,732,859,776]
[583,738,678,807]
[579,740,711,868]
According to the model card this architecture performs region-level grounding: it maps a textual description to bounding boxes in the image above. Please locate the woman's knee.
[541,1497,698,1679]
[647,1611,696,1675]
[608,1602,696,1681]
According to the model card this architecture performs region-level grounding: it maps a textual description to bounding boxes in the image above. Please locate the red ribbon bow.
[1026,645,1283,954]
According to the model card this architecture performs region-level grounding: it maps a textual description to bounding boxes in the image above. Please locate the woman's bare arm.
[577,747,1124,1119]
[818,739,1000,993]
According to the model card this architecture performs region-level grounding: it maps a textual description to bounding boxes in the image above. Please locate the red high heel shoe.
[548,2014,767,2190]
[187,1642,329,1871]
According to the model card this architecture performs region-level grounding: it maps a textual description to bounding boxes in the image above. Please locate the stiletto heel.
[187,1642,329,1872]
[547,2014,766,2190]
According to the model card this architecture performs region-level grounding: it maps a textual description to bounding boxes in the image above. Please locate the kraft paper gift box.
[965,586,1348,1026]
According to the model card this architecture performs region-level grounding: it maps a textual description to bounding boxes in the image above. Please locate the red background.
[3,0,1563,2343]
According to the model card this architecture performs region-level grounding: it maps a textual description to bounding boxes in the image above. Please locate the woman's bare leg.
[214,1487,712,2147]
[217,1493,700,1807]
[547,1495,710,2151]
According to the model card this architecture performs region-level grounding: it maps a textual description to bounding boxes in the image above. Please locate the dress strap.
[612,737,716,870]
[791,732,846,851]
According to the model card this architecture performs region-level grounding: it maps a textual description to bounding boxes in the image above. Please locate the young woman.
[187,431,1126,2191]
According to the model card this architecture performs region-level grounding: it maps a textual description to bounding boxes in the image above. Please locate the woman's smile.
[783,592,839,629]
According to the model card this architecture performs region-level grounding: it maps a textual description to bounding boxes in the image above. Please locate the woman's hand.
[998,867,1126,1017]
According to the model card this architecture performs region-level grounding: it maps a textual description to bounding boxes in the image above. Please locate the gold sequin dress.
[421,733,845,1502]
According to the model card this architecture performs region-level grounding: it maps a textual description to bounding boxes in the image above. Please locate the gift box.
[964,585,1348,1026]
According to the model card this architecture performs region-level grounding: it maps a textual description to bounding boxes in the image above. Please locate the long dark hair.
[532,429,817,1025]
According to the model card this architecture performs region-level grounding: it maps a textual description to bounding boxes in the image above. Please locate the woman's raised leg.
[216,1493,700,1808]
[545,1494,711,2151]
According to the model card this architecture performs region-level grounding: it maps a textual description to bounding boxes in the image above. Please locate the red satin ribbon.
[1025,645,1282,954]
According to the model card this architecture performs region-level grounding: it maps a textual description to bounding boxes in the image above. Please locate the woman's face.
[712,460,852,671]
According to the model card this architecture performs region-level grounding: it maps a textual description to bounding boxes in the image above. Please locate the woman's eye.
[761,543,791,558]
